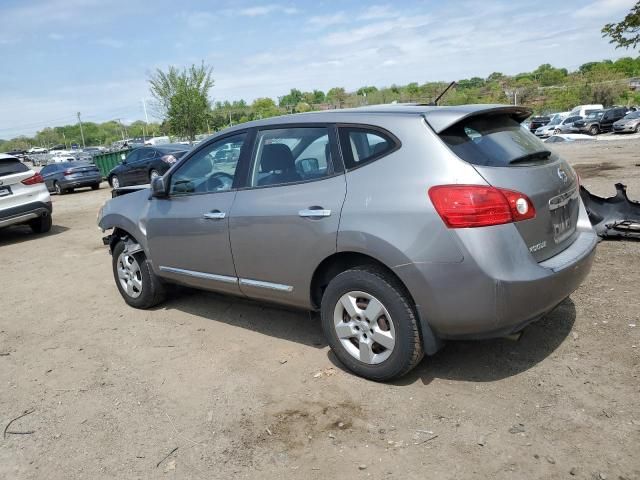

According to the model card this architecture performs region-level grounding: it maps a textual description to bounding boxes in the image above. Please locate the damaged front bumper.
[580,183,640,239]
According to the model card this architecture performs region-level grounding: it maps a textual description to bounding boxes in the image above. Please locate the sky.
[0,0,636,139]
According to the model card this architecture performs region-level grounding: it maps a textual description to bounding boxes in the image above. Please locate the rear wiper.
[509,150,552,165]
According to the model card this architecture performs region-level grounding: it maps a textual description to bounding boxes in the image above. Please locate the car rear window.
[439,114,556,167]
[0,158,29,177]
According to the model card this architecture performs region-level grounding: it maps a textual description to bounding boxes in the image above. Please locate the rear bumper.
[59,176,102,189]
[394,206,597,340]
[0,201,52,228]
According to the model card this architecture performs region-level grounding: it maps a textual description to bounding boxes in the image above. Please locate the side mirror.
[151,176,168,198]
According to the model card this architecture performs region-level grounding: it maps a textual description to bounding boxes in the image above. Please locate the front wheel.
[54,181,64,195]
[112,241,166,309]
[149,169,160,182]
[91,183,100,190]
[321,267,424,381]
[589,125,599,136]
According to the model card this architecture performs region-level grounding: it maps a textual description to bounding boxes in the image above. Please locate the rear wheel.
[29,214,52,234]
[91,183,100,190]
[635,124,639,134]
[111,176,120,189]
[589,125,599,136]
[112,241,166,309]
[53,181,64,195]
[320,266,423,381]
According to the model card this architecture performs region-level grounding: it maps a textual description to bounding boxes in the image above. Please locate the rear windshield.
[439,114,556,167]
[0,159,29,177]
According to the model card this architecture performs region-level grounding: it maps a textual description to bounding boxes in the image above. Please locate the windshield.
[547,117,562,126]
[623,112,640,120]
[439,114,557,167]
[586,112,603,120]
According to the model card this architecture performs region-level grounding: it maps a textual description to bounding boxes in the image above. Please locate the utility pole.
[117,119,125,141]
[77,112,86,148]
[62,131,67,149]
[228,111,232,127]
[142,98,150,139]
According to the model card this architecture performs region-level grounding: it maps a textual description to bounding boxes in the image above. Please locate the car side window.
[338,127,397,169]
[125,150,140,163]
[249,127,332,187]
[139,149,157,162]
[169,133,246,195]
[41,165,54,175]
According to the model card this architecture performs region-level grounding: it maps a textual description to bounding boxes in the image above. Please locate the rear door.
[437,113,579,262]
[229,125,346,308]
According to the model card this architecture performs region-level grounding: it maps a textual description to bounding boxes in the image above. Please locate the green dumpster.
[93,149,130,179]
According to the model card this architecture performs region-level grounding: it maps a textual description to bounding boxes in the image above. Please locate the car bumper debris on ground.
[580,183,640,239]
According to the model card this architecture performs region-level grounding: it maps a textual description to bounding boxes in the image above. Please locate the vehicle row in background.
[531,104,639,137]
[107,144,191,188]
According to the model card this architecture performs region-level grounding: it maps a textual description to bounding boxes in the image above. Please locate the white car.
[0,154,52,233]
[28,147,47,154]
[544,134,596,143]
[534,112,570,138]
[50,153,76,163]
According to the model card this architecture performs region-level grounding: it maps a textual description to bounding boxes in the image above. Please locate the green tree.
[326,87,347,108]
[602,1,640,50]
[149,63,214,140]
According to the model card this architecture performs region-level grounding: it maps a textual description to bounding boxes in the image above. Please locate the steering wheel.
[206,172,234,191]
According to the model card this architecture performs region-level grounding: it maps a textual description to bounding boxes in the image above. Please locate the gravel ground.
[1,138,639,480]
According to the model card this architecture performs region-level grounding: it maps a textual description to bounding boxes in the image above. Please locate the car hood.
[614,118,638,126]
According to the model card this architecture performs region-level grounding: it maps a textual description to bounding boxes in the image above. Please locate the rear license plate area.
[0,186,12,197]
[549,188,578,243]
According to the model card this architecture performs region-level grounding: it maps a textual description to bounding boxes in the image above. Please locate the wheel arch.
[310,251,441,355]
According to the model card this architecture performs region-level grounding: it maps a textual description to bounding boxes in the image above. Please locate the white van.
[570,104,604,117]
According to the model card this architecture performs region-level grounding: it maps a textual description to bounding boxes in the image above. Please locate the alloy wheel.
[333,291,396,364]
[117,252,143,298]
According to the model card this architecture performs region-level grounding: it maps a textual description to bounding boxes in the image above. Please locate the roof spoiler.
[424,105,532,134]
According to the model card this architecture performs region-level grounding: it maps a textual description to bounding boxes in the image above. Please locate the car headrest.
[260,144,295,172]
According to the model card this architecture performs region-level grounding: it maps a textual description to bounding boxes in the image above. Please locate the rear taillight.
[161,154,177,164]
[428,185,536,228]
[21,172,44,185]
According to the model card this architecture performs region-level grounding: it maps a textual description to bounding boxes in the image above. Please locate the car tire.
[589,125,599,136]
[112,241,166,309]
[53,181,65,195]
[635,124,639,134]
[320,266,424,382]
[111,176,120,189]
[29,214,52,234]
[91,183,100,190]
[149,170,160,182]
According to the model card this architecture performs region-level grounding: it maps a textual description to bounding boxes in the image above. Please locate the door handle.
[203,211,226,220]
[299,208,331,218]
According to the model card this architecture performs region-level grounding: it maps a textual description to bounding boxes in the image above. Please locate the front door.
[229,125,346,308]
[146,132,248,295]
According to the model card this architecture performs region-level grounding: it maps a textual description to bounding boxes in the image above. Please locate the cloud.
[574,0,635,17]
[358,5,399,21]
[96,37,124,48]
[308,12,347,28]
[238,4,298,17]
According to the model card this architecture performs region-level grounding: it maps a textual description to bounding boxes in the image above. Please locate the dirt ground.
[1,137,639,480]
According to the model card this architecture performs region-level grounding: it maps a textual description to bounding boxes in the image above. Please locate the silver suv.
[98,104,597,381]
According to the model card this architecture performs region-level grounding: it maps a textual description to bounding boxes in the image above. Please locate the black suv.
[576,107,628,135]
[107,144,191,188]
[528,115,550,132]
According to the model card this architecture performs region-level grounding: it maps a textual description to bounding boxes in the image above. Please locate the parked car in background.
[50,153,76,163]
[569,104,604,117]
[574,110,604,135]
[555,115,584,134]
[0,153,52,233]
[544,134,595,143]
[28,147,47,154]
[107,144,191,188]
[528,115,550,132]
[534,112,570,137]
[612,111,640,133]
[597,107,630,133]
[6,150,27,160]
[40,162,102,195]
[98,104,597,381]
